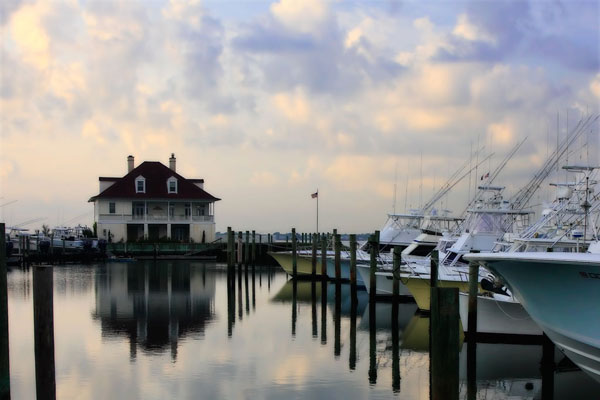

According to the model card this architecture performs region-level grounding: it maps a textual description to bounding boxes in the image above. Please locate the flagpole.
[316,189,319,234]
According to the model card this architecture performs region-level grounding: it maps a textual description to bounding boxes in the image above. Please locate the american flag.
[311,191,318,199]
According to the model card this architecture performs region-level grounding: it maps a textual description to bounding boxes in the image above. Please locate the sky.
[1,0,599,234]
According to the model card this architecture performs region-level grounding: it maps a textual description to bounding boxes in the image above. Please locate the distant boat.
[465,249,600,384]
[268,250,331,277]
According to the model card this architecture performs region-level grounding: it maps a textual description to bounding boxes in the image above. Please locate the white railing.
[98,214,214,223]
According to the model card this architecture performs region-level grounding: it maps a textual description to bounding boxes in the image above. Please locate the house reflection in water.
[93,262,216,361]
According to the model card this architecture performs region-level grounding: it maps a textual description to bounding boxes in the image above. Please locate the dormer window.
[135,176,146,193]
[167,177,178,193]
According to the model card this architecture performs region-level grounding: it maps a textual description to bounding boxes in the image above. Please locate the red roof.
[89,162,220,202]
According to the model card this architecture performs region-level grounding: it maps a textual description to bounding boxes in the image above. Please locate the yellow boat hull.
[405,277,480,311]
[269,252,324,276]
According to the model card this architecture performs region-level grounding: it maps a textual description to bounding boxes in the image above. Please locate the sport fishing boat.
[464,247,600,384]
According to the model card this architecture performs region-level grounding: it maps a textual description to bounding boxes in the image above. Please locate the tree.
[42,224,51,236]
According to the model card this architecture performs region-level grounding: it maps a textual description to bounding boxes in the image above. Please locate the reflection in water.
[311,281,317,338]
[391,300,400,393]
[368,300,377,385]
[93,262,215,361]
[349,284,357,371]
[320,279,327,345]
[5,263,600,400]
[291,279,297,337]
[334,282,341,358]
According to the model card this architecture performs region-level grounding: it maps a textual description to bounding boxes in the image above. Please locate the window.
[109,202,116,214]
[135,176,146,193]
[167,177,177,193]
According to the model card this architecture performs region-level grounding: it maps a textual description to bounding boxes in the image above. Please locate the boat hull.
[356,265,412,296]
[404,277,472,311]
[468,253,600,383]
[325,258,365,285]
[458,292,542,336]
[269,252,324,277]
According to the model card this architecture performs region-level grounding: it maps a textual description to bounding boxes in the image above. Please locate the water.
[5,261,600,399]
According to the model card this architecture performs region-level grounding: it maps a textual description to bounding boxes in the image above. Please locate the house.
[89,154,220,242]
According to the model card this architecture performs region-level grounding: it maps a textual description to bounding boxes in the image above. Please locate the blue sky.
[1,0,599,233]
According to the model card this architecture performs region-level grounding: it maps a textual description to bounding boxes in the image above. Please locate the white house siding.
[98,223,127,242]
[191,223,215,243]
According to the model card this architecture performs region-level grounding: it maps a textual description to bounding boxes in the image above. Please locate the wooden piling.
[50,233,54,255]
[321,235,327,279]
[33,266,56,400]
[369,234,378,299]
[430,250,439,288]
[245,231,250,265]
[430,287,459,400]
[237,231,243,264]
[467,260,479,339]
[258,234,262,257]
[0,223,9,399]
[349,234,357,285]
[393,245,401,298]
[62,239,65,255]
[226,227,233,268]
[251,231,256,264]
[311,233,317,277]
[541,333,555,400]
[334,233,341,280]
[291,228,297,278]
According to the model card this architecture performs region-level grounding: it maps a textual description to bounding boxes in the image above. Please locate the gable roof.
[89,161,220,202]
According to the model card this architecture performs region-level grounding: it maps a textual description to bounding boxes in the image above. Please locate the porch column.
[167,224,171,239]
[144,224,148,239]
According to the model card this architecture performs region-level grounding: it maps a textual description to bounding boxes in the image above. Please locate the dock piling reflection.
[311,281,317,338]
[368,299,377,384]
[349,282,357,370]
[334,282,341,358]
[320,279,327,345]
[392,295,400,393]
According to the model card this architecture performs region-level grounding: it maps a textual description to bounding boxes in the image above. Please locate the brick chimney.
[169,153,176,172]
[127,155,134,172]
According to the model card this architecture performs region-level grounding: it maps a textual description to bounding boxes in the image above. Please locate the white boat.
[465,250,600,384]
[458,291,542,336]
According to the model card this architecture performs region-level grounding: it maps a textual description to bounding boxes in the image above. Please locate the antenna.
[419,150,423,209]
[392,160,398,214]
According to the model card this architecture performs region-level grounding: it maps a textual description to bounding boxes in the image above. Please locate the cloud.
[8,2,50,69]
[272,90,311,123]
[250,171,279,187]
[270,0,328,34]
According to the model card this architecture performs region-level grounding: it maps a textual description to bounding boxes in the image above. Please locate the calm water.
[6,261,600,399]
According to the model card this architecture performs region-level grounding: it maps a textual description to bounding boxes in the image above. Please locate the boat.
[465,249,600,384]
[458,291,542,336]
[268,250,333,277]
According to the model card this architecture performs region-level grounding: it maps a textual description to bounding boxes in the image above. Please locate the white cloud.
[270,0,328,34]
[452,13,496,44]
